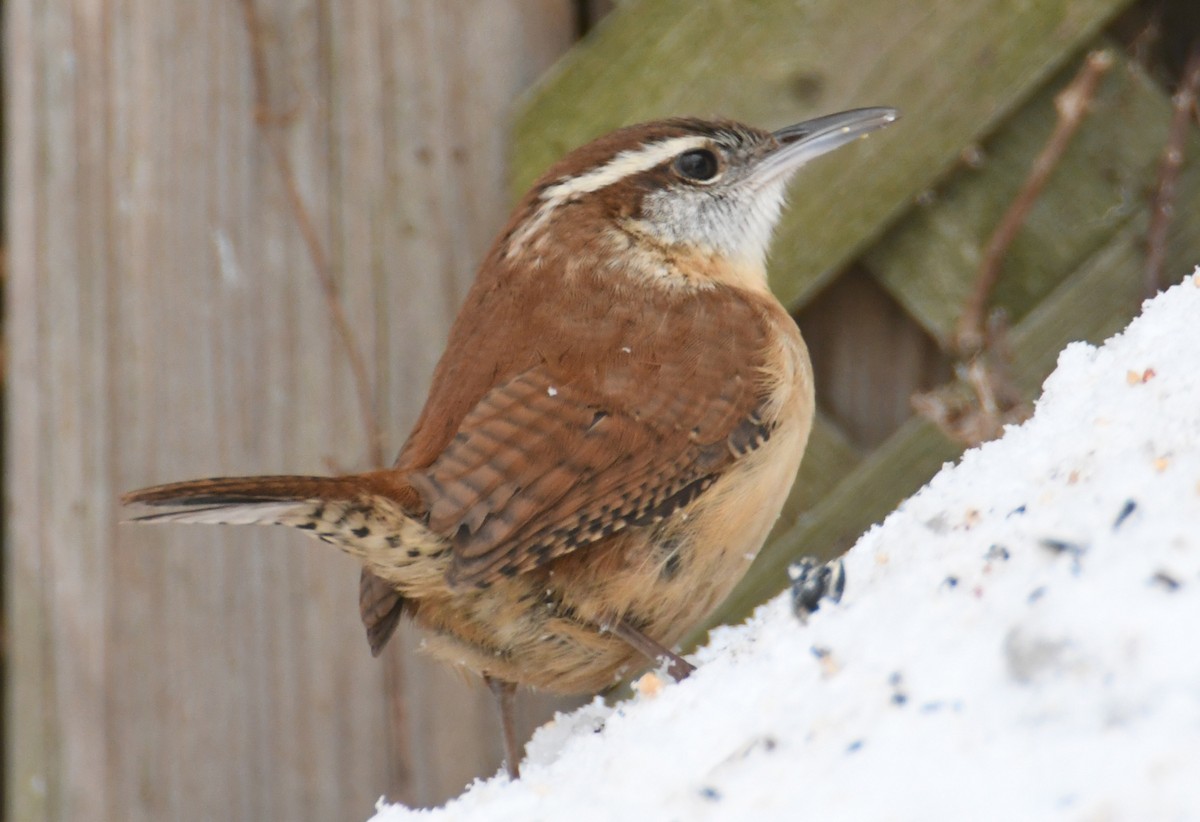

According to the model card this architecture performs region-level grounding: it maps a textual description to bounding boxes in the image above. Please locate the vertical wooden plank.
[7,1,576,819]
[7,2,117,818]
[797,268,949,449]
[6,0,50,818]
[328,0,578,803]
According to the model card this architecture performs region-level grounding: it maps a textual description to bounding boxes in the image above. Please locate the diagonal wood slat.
[699,80,1200,634]
[868,49,1176,343]
[511,0,1136,309]
[507,2,1200,652]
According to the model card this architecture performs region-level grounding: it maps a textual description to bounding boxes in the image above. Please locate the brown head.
[499,108,899,290]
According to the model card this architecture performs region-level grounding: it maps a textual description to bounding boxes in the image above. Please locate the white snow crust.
[374,275,1200,822]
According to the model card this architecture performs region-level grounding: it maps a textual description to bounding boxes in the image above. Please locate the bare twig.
[1126,7,1161,70]
[954,50,1113,356]
[916,52,1112,447]
[237,0,386,468]
[912,312,1030,447]
[1145,40,1200,300]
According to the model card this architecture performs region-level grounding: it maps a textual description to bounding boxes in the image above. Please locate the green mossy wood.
[508,0,1198,641]
[707,49,1200,635]
[511,0,1133,306]
[706,48,1200,635]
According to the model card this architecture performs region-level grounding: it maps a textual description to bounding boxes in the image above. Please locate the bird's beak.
[753,107,900,187]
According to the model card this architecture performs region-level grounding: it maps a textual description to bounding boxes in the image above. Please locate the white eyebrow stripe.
[505,135,710,258]
[541,135,709,201]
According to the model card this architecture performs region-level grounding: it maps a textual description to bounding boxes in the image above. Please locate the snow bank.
[375,275,1200,821]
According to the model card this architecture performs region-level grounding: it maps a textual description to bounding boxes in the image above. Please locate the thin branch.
[912,312,1030,447]
[1127,7,1161,70]
[237,0,386,468]
[917,52,1112,446]
[954,49,1113,355]
[1145,39,1200,300]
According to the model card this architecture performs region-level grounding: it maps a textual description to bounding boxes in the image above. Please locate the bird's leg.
[484,675,521,779]
[610,619,696,681]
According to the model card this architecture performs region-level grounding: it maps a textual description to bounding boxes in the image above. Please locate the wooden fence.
[8,0,1197,819]
[7,1,579,815]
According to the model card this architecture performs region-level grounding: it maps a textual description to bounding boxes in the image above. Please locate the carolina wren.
[124,107,898,777]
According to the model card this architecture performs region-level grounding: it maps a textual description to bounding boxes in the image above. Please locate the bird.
[123,106,898,778]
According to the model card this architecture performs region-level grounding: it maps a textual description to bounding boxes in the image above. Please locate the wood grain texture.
[5,1,575,817]
[798,268,949,448]
[869,49,1175,343]
[511,0,1136,310]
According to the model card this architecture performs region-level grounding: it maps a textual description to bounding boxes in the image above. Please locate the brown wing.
[409,288,776,588]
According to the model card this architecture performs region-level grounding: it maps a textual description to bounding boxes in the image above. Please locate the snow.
[373,275,1200,821]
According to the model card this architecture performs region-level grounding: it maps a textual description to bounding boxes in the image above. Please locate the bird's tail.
[123,471,439,655]
[122,471,430,557]
[123,474,370,526]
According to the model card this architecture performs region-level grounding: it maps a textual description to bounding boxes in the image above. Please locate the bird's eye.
[673,149,720,182]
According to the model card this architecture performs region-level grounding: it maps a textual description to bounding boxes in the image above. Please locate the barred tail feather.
[123,472,440,574]
[122,475,365,527]
[123,473,431,655]
[123,475,361,507]
[128,500,310,526]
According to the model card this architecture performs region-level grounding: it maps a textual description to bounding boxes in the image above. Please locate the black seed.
[1039,538,1085,557]
[1151,571,1181,591]
[984,544,1010,561]
[1113,499,1137,530]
